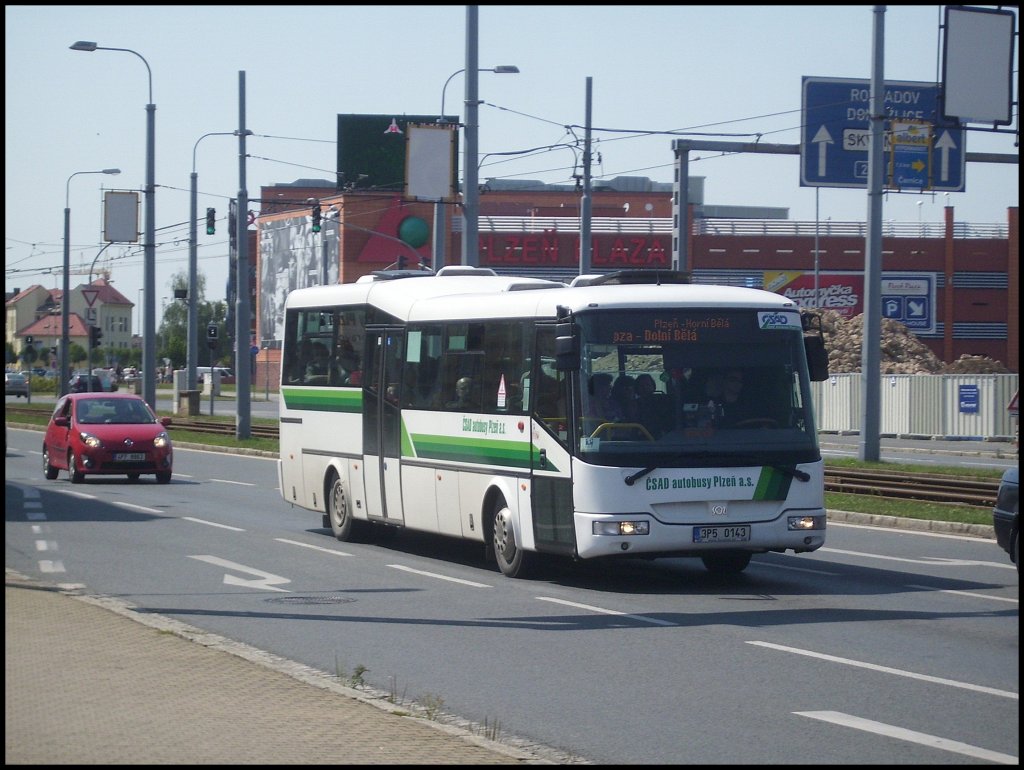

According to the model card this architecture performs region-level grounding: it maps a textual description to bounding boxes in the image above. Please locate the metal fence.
[811,373,1019,439]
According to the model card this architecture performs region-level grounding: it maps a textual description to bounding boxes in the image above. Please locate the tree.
[158,270,228,370]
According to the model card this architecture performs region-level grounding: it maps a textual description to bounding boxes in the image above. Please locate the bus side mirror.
[801,311,829,382]
[804,336,829,382]
[554,321,578,371]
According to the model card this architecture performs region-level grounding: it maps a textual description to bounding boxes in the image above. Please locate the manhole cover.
[265,595,356,605]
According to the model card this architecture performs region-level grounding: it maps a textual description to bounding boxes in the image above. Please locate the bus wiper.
[624,466,658,486]
[774,465,811,482]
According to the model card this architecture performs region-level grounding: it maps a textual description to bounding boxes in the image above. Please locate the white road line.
[795,711,1018,765]
[113,502,163,514]
[754,560,840,575]
[905,583,1018,604]
[276,538,350,556]
[537,596,675,626]
[38,560,65,573]
[34,540,57,552]
[387,564,492,588]
[210,478,255,486]
[749,641,1018,700]
[827,521,995,542]
[181,516,245,532]
[821,546,1011,568]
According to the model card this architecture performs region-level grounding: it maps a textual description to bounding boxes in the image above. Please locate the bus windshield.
[573,308,819,468]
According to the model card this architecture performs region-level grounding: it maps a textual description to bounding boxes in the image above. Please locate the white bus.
[278,267,830,578]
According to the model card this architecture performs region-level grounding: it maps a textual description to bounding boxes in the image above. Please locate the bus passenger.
[584,373,615,421]
[446,376,478,410]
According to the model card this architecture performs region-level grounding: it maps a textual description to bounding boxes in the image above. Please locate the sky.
[5,5,1019,315]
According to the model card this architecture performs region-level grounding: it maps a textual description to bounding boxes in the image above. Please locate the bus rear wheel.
[492,499,532,578]
[700,550,752,574]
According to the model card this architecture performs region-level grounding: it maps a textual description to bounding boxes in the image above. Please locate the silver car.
[5,372,29,398]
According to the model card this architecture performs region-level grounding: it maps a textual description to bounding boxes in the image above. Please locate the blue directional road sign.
[881,274,934,334]
[800,76,965,191]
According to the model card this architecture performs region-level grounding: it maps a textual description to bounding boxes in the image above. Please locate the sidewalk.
[4,569,564,765]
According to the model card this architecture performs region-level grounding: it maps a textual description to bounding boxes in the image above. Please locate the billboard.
[337,113,460,193]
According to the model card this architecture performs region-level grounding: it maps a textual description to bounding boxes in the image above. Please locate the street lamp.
[437,64,518,267]
[439,65,518,121]
[189,131,247,393]
[61,167,120,397]
[72,41,157,410]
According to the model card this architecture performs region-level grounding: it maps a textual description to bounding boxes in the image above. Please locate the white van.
[196,366,234,385]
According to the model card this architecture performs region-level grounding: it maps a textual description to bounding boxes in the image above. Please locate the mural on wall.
[258,214,338,344]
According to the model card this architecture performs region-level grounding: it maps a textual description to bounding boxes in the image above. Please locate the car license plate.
[115,452,146,461]
[693,525,750,543]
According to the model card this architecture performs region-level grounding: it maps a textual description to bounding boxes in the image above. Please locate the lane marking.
[387,564,492,588]
[905,584,1018,604]
[827,521,995,542]
[795,711,1017,764]
[276,538,350,556]
[821,546,1012,568]
[38,560,65,573]
[210,478,256,486]
[754,560,840,575]
[182,516,245,532]
[748,641,1017,700]
[537,596,675,626]
[113,502,163,514]
[188,555,290,592]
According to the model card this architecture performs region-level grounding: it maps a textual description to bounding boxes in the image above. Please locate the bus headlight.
[788,515,825,531]
[593,520,650,536]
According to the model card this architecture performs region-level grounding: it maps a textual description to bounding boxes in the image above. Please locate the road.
[5,428,1018,764]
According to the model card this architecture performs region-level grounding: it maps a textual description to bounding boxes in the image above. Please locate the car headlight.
[79,431,102,449]
[153,431,171,449]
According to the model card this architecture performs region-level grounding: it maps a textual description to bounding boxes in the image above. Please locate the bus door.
[362,327,406,525]
[529,324,576,556]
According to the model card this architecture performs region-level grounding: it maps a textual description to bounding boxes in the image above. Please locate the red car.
[42,393,174,484]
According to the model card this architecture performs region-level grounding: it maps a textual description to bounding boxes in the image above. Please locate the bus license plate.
[693,525,750,543]
[115,452,146,461]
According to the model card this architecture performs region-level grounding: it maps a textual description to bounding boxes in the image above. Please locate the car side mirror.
[54,416,69,427]
[160,417,173,427]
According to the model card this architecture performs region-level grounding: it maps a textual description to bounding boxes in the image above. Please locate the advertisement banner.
[764,272,864,317]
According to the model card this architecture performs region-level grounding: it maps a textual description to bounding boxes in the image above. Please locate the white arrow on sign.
[188,555,291,592]
[934,131,958,183]
[811,125,834,177]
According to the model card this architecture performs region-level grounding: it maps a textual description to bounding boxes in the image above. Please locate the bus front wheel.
[328,472,359,541]
[492,499,532,578]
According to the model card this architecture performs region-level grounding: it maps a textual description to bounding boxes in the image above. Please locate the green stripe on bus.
[281,387,362,413]
[410,434,533,468]
[753,467,793,500]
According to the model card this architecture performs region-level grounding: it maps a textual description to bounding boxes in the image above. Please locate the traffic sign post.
[801,76,965,192]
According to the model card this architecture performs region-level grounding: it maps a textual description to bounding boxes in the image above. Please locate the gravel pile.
[816,310,1013,374]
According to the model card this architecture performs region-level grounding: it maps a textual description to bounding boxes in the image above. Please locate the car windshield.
[76,399,154,425]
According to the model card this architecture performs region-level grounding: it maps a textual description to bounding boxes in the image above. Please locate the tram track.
[5,408,1000,508]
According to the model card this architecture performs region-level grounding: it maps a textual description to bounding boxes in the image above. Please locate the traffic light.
[206,207,216,235]
[25,335,33,345]
[207,323,218,348]
[311,205,321,233]
[89,326,103,346]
